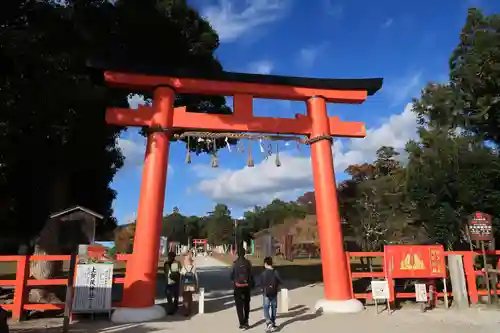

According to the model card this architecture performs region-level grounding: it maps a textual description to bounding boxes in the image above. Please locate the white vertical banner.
[72,264,113,312]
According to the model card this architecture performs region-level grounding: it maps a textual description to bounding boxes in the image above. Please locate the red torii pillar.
[102,70,382,322]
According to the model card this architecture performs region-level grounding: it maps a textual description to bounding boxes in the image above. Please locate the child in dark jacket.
[256,257,283,332]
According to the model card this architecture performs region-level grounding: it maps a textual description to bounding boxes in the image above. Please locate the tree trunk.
[28,173,69,304]
[28,242,63,304]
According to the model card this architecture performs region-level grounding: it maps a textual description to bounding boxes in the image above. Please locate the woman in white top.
[180,254,199,316]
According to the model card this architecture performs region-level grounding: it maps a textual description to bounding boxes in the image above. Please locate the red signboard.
[468,211,493,241]
[384,245,446,279]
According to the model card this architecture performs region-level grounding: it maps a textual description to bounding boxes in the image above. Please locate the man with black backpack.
[164,251,182,315]
[257,257,283,332]
[230,249,254,330]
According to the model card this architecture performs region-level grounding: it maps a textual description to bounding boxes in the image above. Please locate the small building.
[49,205,103,251]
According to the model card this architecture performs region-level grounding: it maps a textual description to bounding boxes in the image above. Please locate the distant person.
[230,248,254,330]
[180,255,198,316]
[163,251,182,315]
[257,257,283,332]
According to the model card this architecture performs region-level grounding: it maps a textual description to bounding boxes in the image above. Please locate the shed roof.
[49,206,104,220]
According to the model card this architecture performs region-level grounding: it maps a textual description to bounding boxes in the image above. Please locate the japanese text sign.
[384,245,446,279]
[468,211,493,241]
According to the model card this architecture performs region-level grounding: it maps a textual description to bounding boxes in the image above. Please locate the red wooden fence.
[347,250,500,304]
[0,250,498,321]
[0,254,129,321]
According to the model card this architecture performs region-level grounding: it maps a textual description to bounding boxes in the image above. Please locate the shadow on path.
[248,305,315,330]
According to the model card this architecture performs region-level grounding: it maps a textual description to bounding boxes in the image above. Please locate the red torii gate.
[97,64,382,322]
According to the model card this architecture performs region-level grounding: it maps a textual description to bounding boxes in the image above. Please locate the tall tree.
[0,0,230,302]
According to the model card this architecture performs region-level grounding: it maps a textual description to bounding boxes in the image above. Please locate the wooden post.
[62,252,78,333]
[442,277,449,309]
[12,256,29,322]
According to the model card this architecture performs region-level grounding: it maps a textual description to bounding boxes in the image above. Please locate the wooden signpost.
[467,212,495,304]
[384,245,447,311]
[371,280,391,314]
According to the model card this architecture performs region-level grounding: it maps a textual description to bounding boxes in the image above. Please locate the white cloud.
[247,60,274,74]
[384,71,423,107]
[201,0,288,43]
[195,103,419,207]
[381,18,393,29]
[297,42,329,70]
[117,134,174,176]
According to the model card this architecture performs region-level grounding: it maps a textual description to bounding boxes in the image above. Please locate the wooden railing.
[1,250,499,321]
[0,254,130,321]
[346,250,500,304]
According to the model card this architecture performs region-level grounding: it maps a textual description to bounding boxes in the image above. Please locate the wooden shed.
[49,205,103,247]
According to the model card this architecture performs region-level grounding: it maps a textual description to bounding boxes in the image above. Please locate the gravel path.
[9,256,500,332]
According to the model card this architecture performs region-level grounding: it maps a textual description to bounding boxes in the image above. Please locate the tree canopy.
[3,4,500,258]
[0,0,230,254]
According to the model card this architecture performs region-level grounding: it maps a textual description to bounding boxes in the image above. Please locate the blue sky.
[111,0,499,224]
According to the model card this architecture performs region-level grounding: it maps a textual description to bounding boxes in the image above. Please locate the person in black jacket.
[256,257,283,332]
[230,248,254,330]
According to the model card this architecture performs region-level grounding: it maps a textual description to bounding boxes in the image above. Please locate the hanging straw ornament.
[259,139,265,153]
[247,141,255,167]
[185,135,192,164]
[237,141,245,153]
[275,143,281,167]
[225,137,232,152]
[211,140,219,168]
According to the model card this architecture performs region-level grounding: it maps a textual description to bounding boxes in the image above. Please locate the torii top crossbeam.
[89,61,383,137]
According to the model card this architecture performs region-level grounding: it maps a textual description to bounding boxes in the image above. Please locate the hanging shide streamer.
[237,142,245,153]
[173,130,332,168]
[259,139,265,153]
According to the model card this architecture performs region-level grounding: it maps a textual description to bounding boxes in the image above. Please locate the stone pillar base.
[315,298,364,314]
[111,305,165,323]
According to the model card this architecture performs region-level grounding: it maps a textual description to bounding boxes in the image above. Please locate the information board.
[415,283,427,302]
[468,211,493,241]
[72,264,113,313]
[384,245,446,279]
[371,280,390,300]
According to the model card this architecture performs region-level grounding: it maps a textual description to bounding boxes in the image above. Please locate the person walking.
[163,251,182,315]
[257,257,283,332]
[230,248,253,330]
[180,254,199,317]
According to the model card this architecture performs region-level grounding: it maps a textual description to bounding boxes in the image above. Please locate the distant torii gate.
[192,238,207,250]
[97,64,382,322]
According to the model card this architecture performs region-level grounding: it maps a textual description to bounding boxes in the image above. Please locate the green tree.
[407,8,500,248]
[206,204,234,245]
[406,129,500,249]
